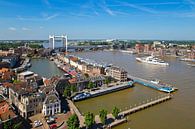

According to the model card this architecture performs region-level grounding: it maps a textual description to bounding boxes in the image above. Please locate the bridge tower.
[49,34,68,52]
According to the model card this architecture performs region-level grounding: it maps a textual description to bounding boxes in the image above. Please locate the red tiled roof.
[68,78,77,84]
[0,100,17,121]
[2,82,13,88]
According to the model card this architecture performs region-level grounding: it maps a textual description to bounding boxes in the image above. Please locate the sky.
[0,0,195,40]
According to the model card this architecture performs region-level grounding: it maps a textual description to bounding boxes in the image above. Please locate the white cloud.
[45,13,59,20]
[8,27,16,31]
[22,27,30,31]
[118,2,158,14]
[100,0,115,16]
[39,26,44,29]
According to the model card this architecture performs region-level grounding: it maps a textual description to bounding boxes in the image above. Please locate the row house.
[9,81,61,118]
[0,100,18,128]
[187,50,195,59]
[106,66,127,82]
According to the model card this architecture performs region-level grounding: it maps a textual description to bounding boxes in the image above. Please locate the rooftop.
[0,100,17,122]
[18,71,34,76]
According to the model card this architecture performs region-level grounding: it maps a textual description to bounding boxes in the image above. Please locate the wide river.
[30,51,195,129]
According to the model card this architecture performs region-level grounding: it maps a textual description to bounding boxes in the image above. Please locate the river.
[30,51,195,129]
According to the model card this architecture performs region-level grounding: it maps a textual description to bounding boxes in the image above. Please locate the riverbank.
[29,51,195,129]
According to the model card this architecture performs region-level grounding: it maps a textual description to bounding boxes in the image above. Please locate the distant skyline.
[0,0,195,40]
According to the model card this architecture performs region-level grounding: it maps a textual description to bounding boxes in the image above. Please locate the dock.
[119,94,172,116]
[128,75,177,93]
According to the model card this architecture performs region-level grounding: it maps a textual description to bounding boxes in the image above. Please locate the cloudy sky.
[0,0,195,40]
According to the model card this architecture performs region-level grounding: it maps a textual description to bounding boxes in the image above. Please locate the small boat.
[187,63,195,67]
[180,58,195,62]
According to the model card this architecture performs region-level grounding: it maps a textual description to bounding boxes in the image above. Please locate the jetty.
[119,94,172,116]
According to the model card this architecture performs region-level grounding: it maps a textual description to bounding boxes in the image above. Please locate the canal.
[29,58,64,78]
[30,51,195,129]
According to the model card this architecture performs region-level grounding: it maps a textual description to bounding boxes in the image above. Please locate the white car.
[34,120,43,128]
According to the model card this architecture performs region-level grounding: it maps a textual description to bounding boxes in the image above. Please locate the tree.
[13,122,22,129]
[99,109,107,125]
[63,86,71,98]
[67,114,80,129]
[71,84,77,93]
[3,121,11,129]
[84,112,95,128]
[87,81,95,89]
[112,107,120,119]
[104,78,111,86]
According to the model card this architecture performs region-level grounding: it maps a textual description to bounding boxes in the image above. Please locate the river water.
[30,51,195,129]
[29,58,64,78]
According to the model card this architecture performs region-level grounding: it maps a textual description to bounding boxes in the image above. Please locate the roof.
[10,82,35,95]
[0,68,9,73]
[2,82,13,88]
[68,78,77,84]
[18,71,34,76]
[44,94,60,104]
[0,100,17,122]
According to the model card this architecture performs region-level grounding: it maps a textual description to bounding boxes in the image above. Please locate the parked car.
[50,124,57,129]
[34,120,43,128]
[47,117,55,124]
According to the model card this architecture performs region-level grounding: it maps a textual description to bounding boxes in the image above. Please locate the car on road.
[34,120,43,128]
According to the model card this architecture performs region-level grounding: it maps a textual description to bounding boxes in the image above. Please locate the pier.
[119,94,172,116]
[128,75,177,93]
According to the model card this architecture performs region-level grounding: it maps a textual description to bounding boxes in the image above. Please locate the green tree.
[64,86,71,98]
[87,81,95,89]
[3,121,11,129]
[13,79,20,84]
[112,107,120,119]
[84,112,95,128]
[67,114,80,129]
[99,109,107,125]
[13,122,22,129]
[71,84,77,93]
[104,78,111,86]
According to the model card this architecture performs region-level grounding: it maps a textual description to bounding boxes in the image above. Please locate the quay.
[67,99,85,127]
[128,75,178,93]
[73,81,134,102]
[119,94,172,116]
[90,81,134,98]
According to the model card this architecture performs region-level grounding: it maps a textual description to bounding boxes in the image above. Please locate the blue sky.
[0,0,195,40]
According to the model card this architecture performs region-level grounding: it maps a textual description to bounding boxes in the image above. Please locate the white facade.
[64,56,70,64]
[42,94,61,116]
[70,60,79,68]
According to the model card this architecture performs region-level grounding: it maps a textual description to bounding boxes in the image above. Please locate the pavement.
[28,112,72,129]
[29,113,49,129]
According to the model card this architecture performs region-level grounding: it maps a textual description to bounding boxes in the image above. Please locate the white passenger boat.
[136,55,169,66]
